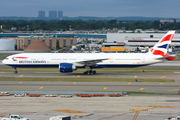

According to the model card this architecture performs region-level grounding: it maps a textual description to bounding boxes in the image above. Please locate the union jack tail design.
[150,31,175,59]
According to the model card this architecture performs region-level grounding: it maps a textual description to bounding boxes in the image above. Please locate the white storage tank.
[0,39,14,50]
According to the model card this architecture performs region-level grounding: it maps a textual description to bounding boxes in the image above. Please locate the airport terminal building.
[1,32,180,52]
[107,32,180,47]
[104,32,180,52]
[0,33,106,50]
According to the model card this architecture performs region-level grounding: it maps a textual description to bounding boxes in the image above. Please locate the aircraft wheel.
[93,71,96,74]
[84,71,88,75]
[89,71,92,75]
[14,71,18,74]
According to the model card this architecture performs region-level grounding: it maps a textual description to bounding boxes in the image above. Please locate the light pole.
[27,25,29,33]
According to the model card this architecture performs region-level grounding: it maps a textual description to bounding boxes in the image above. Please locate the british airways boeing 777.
[2,31,175,74]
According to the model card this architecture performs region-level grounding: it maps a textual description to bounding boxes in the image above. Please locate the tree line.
[0,20,180,32]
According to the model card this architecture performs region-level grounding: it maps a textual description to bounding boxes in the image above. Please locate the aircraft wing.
[74,58,109,66]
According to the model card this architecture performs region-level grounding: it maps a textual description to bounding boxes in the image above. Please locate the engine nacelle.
[59,63,76,73]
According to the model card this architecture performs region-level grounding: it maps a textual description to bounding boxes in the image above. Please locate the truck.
[0,114,29,120]
[49,115,71,120]
[165,116,180,120]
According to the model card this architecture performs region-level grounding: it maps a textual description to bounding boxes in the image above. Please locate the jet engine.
[59,63,76,73]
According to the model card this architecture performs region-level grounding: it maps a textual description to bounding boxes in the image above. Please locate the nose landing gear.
[12,67,18,74]
[14,71,18,74]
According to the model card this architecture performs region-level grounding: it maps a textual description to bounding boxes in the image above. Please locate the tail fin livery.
[150,31,175,57]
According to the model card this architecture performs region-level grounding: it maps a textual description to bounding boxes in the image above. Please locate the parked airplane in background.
[2,31,175,75]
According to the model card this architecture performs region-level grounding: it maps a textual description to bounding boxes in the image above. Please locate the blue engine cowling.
[59,63,76,73]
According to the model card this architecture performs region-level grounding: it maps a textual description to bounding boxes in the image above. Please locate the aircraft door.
[110,56,113,63]
[141,56,145,63]
[78,56,81,61]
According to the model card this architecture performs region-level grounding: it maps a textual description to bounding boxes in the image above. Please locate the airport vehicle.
[49,115,71,120]
[14,91,26,97]
[165,116,180,120]
[2,31,175,75]
[0,114,29,120]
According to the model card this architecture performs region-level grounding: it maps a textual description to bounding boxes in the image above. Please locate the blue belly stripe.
[6,64,149,68]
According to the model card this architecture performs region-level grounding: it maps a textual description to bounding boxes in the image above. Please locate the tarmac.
[0,95,180,120]
[0,79,180,94]
[1,60,180,119]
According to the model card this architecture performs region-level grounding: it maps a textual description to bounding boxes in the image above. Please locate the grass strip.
[0,77,174,82]
[126,91,180,95]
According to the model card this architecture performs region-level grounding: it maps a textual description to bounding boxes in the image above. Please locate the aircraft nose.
[2,60,5,64]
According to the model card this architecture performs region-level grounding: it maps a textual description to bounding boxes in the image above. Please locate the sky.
[0,0,180,18]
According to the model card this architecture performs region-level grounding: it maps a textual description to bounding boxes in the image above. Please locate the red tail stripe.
[151,48,165,56]
[159,34,174,43]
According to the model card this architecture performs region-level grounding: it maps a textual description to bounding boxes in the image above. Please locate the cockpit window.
[5,58,9,60]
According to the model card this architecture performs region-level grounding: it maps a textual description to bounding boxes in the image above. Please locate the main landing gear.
[83,70,96,75]
[83,66,96,75]
[12,67,18,74]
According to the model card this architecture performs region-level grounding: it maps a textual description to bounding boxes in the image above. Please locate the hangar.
[107,32,180,47]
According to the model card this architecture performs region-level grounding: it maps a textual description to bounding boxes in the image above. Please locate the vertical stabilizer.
[150,31,175,57]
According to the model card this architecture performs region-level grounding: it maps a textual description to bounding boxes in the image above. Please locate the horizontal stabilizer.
[155,54,176,61]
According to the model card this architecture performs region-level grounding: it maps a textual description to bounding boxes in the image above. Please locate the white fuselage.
[2,52,164,68]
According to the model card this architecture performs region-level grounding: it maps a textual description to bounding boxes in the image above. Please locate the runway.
[0,71,180,94]
[1,59,180,94]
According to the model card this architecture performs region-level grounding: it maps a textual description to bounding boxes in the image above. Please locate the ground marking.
[104,87,107,90]
[134,76,137,78]
[53,109,87,113]
[128,83,131,84]
[140,88,144,90]
[147,106,174,108]
[159,83,164,85]
[39,86,44,89]
[130,109,148,111]
[72,115,78,119]
[77,75,80,77]
[161,76,166,78]
[19,75,23,77]
[73,82,76,84]
[130,109,148,120]
[169,89,180,91]
[98,112,133,120]
[133,111,140,120]
[19,82,23,84]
